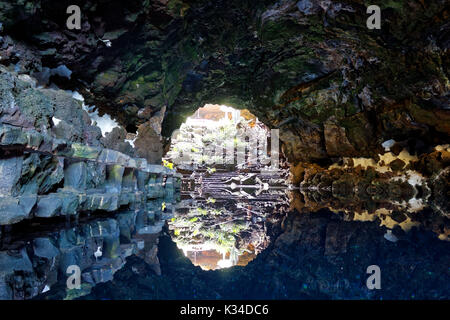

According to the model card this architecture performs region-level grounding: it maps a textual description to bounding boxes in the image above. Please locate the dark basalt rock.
[0,206,167,300]
[389,158,406,171]
[134,121,163,164]
[100,127,136,157]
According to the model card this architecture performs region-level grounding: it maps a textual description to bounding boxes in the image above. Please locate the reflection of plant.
[198,228,236,251]
[220,220,247,234]
[168,205,249,254]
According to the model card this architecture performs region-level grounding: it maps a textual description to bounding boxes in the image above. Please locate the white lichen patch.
[381,139,395,151]
[406,170,425,187]
[407,197,425,212]
[391,169,426,189]
[390,170,429,213]
[384,230,398,242]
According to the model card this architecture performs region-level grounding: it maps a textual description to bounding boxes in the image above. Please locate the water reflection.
[0,101,447,299]
[0,200,168,300]
[0,175,447,299]
[169,169,291,270]
[165,105,449,273]
[78,207,450,300]
[291,161,449,241]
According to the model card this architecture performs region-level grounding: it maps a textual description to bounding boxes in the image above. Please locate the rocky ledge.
[0,66,180,226]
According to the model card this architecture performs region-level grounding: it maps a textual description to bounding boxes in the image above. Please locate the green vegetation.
[168,205,250,255]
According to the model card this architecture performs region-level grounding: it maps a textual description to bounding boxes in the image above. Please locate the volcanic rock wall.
[0,0,448,164]
[0,65,180,226]
[0,65,180,300]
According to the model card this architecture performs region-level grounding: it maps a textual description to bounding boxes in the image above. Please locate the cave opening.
[164,104,292,270]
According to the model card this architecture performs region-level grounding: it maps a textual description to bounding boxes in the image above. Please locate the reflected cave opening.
[164,104,293,270]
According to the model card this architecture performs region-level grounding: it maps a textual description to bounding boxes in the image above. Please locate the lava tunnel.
[0,0,448,303]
